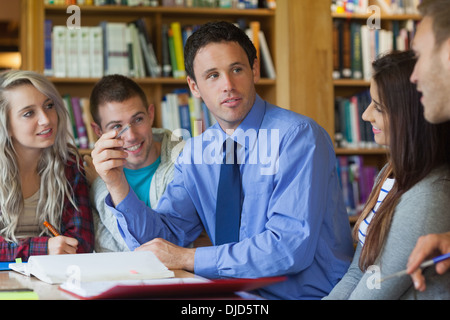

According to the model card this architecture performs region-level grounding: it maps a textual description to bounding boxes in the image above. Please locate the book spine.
[63,94,79,147]
[89,26,104,78]
[78,27,91,78]
[161,24,172,77]
[80,97,97,148]
[66,29,79,77]
[44,20,53,77]
[167,27,178,77]
[71,97,89,149]
[174,89,192,139]
[52,26,67,78]
[250,21,260,69]
[258,30,276,79]
[170,22,186,78]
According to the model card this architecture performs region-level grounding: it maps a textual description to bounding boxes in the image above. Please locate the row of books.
[160,0,276,8]
[160,20,275,79]
[334,90,379,149]
[62,95,97,149]
[45,18,275,80]
[46,18,162,78]
[332,19,416,80]
[45,0,276,9]
[331,0,421,15]
[331,0,372,14]
[336,155,379,216]
[161,89,216,140]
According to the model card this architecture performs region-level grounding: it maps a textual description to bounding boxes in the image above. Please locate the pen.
[379,252,450,283]
[116,123,131,139]
[43,221,60,237]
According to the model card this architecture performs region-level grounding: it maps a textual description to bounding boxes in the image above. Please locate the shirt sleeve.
[323,244,363,299]
[106,159,204,251]
[0,235,50,262]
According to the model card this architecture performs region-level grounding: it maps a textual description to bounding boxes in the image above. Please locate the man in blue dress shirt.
[91,21,353,300]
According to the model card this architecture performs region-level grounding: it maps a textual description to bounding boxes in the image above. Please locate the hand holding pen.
[379,253,450,287]
[90,127,130,207]
[406,233,450,291]
[44,221,78,255]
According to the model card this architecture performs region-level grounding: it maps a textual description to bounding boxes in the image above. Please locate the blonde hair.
[0,70,80,242]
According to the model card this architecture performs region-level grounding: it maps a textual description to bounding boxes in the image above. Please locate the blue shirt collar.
[207,94,266,151]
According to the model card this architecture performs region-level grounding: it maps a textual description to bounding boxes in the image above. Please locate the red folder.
[59,276,286,300]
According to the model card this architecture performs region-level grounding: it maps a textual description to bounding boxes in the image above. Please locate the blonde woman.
[0,70,94,261]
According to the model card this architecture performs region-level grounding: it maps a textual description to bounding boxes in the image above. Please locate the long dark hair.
[353,50,450,270]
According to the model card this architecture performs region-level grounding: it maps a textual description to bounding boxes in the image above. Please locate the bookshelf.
[19,0,336,156]
[331,2,422,217]
[20,0,278,153]
[332,9,421,154]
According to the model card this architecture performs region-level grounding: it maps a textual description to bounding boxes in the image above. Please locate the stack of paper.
[9,251,174,284]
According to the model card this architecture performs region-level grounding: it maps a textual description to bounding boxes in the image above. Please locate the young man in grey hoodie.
[84,74,184,252]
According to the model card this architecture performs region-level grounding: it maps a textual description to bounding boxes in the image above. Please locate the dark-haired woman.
[324,51,450,299]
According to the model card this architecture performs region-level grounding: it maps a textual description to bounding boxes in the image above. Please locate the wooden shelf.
[334,79,370,87]
[332,12,421,20]
[45,4,276,17]
[335,147,387,155]
[48,77,276,86]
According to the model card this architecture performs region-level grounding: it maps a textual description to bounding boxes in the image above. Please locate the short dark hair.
[418,0,450,49]
[90,74,149,125]
[184,21,257,81]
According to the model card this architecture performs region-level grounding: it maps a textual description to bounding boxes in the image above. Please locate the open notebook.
[8,251,174,284]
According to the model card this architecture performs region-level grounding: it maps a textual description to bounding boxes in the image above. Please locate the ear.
[91,122,102,137]
[187,76,202,99]
[252,58,261,84]
[147,104,155,126]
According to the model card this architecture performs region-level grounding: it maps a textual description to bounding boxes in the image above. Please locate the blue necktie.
[215,139,242,245]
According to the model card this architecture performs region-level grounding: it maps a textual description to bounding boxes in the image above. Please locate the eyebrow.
[373,99,382,107]
[104,111,145,129]
[17,98,52,114]
[201,62,246,77]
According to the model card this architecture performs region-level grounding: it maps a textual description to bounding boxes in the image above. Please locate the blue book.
[0,261,26,271]
[0,262,12,271]
[44,20,53,76]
